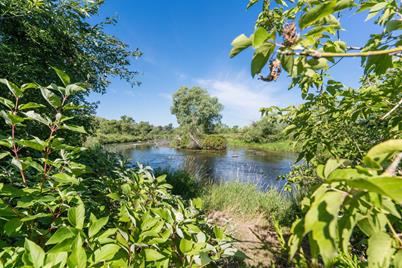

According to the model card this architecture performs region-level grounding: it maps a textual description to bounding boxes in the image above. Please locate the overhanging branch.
[279,46,402,58]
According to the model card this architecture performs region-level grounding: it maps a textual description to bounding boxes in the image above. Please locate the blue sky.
[88,0,377,127]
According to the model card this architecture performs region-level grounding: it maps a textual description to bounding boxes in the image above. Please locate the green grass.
[156,167,297,225]
[227,137,299,153]
[201,182,297,225]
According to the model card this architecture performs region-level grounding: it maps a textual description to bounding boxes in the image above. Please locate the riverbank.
[227,138,299,153]
[157,167,299,267]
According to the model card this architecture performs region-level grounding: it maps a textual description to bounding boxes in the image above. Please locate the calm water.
[107,143,297,190]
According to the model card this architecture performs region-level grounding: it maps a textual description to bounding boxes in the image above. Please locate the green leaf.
[11,157,22,170]
[213,226,225,240]
[52,173,79,185]
[89,216,109,238]
[52,67,71,87]
[61,124,87,134]
[252,27,270,48]
[21,213,51,222]
[304,190,346,264]
[278,54,295,75]
[367,140,402,163]
[65,84,86,96]
[367,232,394,268]
[24,110,51,125]
[67,235,87,268]
[0,97,14,109]
[345,177,402,203]
[386,20,402,32]
[179,238,193,253]
[45,252,68,268]
[17,139,46,151]
[94,244,120,263]
[40,87,62,108]
[251,43,275,77]
[333,0,354,11]
[46,227,76,245]
[19,102,45,110]
[299,0,337,29]
[1,111,25,125]
[366,2,388,21]
[393,250,402,268]
[24,239,45,268]
[68,203,85,230]
[0,152,10,160]
[246,0,259,9]
[0,79,23,98]
[230,34,252,58]
[144,248,166,261]
[323,159,345,179]
[4,218,22,236]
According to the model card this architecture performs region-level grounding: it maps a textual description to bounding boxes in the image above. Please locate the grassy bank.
[202,182,296,225]
[227,137,298,153]
[157,167,297,225]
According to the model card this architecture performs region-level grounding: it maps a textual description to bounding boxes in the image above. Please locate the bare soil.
[208,211,290,267]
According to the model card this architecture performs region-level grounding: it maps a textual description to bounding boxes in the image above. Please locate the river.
[106,143,297,190]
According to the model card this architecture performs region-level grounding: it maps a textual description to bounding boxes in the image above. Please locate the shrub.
[0,73,242,267]
[242,117,284,144]
[201,135,227,150]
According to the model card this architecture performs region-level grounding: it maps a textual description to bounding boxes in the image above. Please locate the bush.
[242,116,284,144]
[201,135,227,150]
[0,74,242,267]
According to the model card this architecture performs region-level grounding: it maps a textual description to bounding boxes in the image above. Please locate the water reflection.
[106,143,297,190]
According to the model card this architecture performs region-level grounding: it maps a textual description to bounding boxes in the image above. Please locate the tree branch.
[279,46,402,58]
[381,98,402,120]
[383,153,402,176]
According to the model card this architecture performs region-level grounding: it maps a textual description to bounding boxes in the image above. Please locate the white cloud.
[195,73,292,125]
[158,93,172,101]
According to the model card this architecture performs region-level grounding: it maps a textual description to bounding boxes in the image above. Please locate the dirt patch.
[208,211,290,267]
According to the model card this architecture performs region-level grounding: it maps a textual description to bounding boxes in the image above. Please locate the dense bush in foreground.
[0,73,241,267]
[233,0,402,266]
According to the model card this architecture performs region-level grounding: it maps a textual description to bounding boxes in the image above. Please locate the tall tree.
[171,86,223,147]
[0,0,141,93]
[0,0,141,143]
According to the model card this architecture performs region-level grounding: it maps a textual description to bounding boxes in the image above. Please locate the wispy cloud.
[195,72,292,125]
[158,93,172,101]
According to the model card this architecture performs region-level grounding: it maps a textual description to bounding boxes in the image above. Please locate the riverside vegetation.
[0,72,242,267]
[0,0,401,267]
[228,0,402,266]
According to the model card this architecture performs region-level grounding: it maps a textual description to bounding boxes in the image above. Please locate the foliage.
[0,74,242,267]
[0,0,141,93]
[233,0,402,266]
[288,140,402,267]
[241,116,285,144]
[227,138,297,152]
[0,0,141,145]
[93,116,173,144]
[201,135,227,151]
[154,168,202,200]
[171,87,223,149]
[202,182,296,225]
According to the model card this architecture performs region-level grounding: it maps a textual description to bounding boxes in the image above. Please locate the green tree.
[0,0,141,144]
[0,0,141,93]
[171,86,223,147]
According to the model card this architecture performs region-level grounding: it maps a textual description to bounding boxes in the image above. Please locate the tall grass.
[154,156,299,225]
[202,182,297,225]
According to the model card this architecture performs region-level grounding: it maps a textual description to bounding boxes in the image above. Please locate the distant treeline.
[91,116,174,144]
